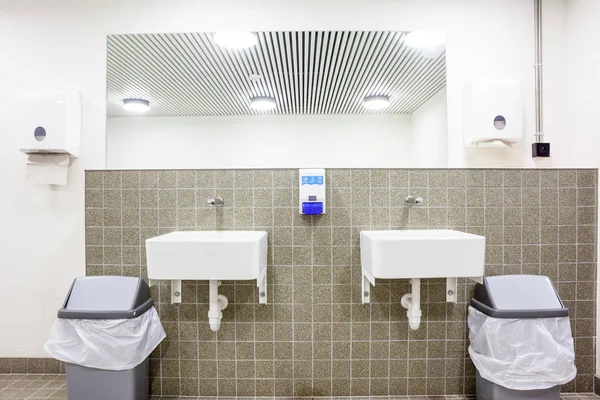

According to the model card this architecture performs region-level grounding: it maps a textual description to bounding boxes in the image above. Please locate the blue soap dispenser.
[299,168,326,215]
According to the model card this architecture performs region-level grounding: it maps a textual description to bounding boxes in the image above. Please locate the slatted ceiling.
[106,31,446,117]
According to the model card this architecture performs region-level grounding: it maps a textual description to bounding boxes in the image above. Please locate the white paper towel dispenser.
[19,91,81,185]
[463,79,523,148]
[19,91,81,157]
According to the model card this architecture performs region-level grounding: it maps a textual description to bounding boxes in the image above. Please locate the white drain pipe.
[401,278,422,330]
[208,280,228,332]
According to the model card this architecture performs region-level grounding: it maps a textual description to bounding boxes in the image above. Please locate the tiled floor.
[0,374,66,399]
[1,374,599,400]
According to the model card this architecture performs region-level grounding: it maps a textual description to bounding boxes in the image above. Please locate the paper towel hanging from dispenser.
[19,91,81,185]
[463,79,523,148]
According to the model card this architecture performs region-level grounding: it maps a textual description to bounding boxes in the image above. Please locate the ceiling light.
[420,46,445,59]
[122,98,150,112]
[250,96,277,110]
[404,31,446,49]
[363,95,390,110]
[213,31,257,49]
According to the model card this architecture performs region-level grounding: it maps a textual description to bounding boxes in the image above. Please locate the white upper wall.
[453,0,570,168]
[107,115,416,169]
[0,0,589,357]
[566,0,600,166]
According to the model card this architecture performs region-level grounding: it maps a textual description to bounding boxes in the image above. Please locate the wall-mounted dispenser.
[299,168,326,215]
[19,91,81,185]
[463,79,523,148]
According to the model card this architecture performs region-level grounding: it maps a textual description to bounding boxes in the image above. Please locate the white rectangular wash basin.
[146,230,267,281]
[146,231,268,306]
[360,229,486,328]
[360,229,485,279]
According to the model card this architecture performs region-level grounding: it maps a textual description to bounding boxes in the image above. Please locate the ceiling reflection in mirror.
[106,31,447,169]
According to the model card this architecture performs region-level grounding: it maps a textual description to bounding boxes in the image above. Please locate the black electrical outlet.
[532,142,550,158]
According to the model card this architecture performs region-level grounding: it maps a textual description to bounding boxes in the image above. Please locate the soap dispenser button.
[302,202,323,215]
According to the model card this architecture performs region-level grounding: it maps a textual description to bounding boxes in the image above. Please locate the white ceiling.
[106,31,446,117]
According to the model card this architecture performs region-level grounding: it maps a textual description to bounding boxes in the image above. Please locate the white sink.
[146,230,268,281]
[360,229,485,279]
[360,229,485,331]
[146,230,269,329]
[146,231,267,332]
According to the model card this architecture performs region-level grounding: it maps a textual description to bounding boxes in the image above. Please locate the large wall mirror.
[106,30,447,169]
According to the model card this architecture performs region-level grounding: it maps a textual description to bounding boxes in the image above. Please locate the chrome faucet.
[207,197,224,207]
[405,196,424,206]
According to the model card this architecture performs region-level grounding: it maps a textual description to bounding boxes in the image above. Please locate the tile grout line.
[387,170,392,397]
[504,172,514,275]
[465,170,479,393]
[175,172,182,394]
[442,170,449,395]
[291,170,296,398]
[245,171,255,397]
[310,211,315,396]
[461,169,468,396]
[348,170,354,396]
[195,174,201,393]
[156,173,163,396]
[574,170,579,392]
[329,170,334,396]
[270,170,275,398]
[137,172,142,282]
[424,170,430,397]
[193,172,201,399]
[534,171,539,278]
[406,170,411,396]
[231,172,237,395]
[539,171,546,276]
[368,170,373,397]
[101,173,106,276]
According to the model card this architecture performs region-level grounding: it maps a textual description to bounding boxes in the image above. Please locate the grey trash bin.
[58,276,154,400]
[469,275,575,400]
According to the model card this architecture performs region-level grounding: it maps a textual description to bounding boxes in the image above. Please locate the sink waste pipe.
[401,278,422,330]
[208,280,228,332]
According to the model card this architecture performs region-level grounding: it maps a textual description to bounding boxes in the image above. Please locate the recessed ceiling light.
[404,31,446,49]
[213,31,257,49]
[363,95,390,110]
[122,98,150,112]
[250,96,276,110]
[249,73,262,82]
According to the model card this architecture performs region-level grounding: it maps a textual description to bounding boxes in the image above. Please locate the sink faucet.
[207,197,224,207]
[405,196,424,206]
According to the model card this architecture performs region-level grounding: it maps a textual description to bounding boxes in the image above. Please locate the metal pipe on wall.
[534,0,544,143]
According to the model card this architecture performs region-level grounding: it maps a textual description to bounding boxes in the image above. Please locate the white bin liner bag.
[468,306,576,390]
[44,307,166,371]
